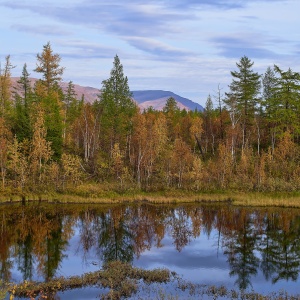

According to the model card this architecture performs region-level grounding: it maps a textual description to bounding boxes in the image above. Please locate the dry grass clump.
[8,261,173,300]
[7,261,300,300]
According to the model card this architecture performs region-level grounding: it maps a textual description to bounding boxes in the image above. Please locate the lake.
[1,202,300,299]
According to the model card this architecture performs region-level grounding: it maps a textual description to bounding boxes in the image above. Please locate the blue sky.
[0,0,299,106]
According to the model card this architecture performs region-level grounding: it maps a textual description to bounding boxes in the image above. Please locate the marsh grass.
[2,183,300,208]
[8,261,173,300]
[7,262,300,300]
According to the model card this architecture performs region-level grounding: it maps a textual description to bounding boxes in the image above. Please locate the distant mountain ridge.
[11,78,203,111]
[132,90,203,111]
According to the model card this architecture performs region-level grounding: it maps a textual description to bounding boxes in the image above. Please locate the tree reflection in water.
[0,203,300,291]
[221,209,259,289]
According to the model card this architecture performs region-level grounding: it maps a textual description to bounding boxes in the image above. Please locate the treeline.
[1,43,300,195]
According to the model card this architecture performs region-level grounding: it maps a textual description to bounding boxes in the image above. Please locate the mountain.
[11,78,203,111]
[132,90,203,111]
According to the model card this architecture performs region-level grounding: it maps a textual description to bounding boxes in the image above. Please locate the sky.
[0,0,299,106]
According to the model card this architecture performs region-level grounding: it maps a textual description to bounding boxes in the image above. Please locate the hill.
[11,78,203,111]
[132,90,203,111]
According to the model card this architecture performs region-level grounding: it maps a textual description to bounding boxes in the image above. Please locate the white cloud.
[1,0,299,106]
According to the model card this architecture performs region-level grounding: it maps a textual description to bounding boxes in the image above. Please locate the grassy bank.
[2,185,300,208]
[2,183,300,207]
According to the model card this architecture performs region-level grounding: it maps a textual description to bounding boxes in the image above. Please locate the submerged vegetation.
[4,261,300,299]
[1,45,300,204]
[7,261,172,299]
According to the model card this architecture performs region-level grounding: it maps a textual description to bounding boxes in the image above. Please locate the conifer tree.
[270,66,300,135]
[225,56,261,149]
[262,66,277,103]
[163,97,181,141]
[262,66,278,150]
[34,42,64,92]
[203,95,215,155]
[13,64,32,141]
[63,81,80,143]
[0,117,12,188]
[34,43,64,160]
[98,55,137,157]
[18,63,31,102]
[0,55,15,118]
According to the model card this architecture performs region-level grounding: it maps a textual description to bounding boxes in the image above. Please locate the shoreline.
[2,189,300,208]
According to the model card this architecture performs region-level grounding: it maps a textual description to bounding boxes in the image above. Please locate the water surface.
[1,202,300,298]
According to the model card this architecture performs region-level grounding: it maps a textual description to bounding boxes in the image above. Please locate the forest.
[1,42,300,197]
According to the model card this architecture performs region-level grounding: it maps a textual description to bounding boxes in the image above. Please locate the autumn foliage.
[1,45,300,196]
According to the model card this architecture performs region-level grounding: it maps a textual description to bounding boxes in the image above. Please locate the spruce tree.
[225,56,261,149]
[262,66,278,149]
[271,65,300,135]
[63,81,80,144]
[13,64,32,141]
[98,55,137,156]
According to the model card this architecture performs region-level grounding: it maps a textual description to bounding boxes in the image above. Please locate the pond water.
[1,202,300,299]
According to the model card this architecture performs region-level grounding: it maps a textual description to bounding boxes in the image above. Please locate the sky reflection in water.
[1,203,300,297]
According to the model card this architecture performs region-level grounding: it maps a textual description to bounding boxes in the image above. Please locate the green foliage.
[11,65,33,141]
[266,65,300,135]
[98,55,137,152]
[33,43,65,160]
[63,81,81,128]
[42,91,63,160]
[262,66,277,102]
[225,56,261,147]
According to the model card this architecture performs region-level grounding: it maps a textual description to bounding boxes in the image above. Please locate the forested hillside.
[1,43,300,197]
